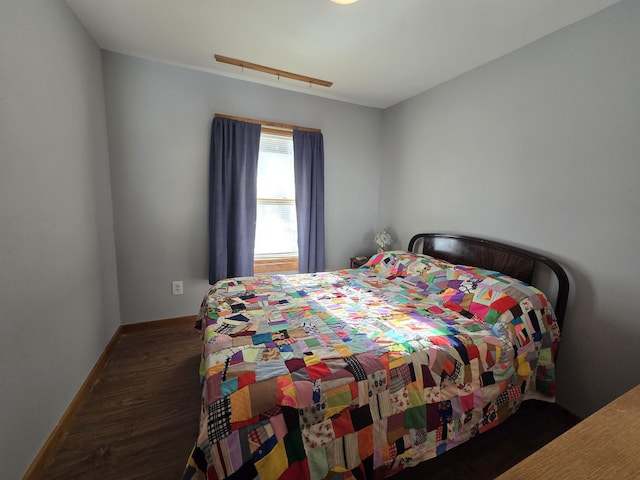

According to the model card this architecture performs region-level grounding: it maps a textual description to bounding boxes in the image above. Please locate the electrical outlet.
[171,280,183,295]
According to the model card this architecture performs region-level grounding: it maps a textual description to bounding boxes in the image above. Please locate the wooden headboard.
[408,233,569,329]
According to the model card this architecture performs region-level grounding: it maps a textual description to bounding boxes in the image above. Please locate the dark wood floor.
[39,324,203,480]
[37,324,580,479]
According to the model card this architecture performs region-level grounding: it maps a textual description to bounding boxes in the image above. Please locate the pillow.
[363,251,452,278]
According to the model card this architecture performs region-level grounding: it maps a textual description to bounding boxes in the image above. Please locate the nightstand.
[350,256,369,269]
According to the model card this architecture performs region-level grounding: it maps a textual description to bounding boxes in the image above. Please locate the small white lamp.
[374,230,393,253]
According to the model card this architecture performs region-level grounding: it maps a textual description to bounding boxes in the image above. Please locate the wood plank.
[254,256,299,273]
[498,384,640,479]
[214,55,333,88]
[215,113,321,133]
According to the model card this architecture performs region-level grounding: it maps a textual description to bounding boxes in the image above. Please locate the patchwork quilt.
[183,251,560,480]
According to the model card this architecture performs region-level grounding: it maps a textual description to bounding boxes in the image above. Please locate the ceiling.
[65,0,622,109]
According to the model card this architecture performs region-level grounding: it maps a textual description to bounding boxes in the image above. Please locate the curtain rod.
[215,114,321,133]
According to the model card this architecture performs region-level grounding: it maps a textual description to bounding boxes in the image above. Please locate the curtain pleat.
[293,130,325,273]
[208,117,261,284]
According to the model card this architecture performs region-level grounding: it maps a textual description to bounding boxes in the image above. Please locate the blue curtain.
[208,117,261,284]
[293,130,325,273]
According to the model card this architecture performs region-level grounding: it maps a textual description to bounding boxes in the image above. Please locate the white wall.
[0,1,121,478]
[3,5,636,476]
[102,53,383,325]
[378,0,640,417]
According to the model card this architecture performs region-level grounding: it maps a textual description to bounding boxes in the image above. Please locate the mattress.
[183,251,560,479]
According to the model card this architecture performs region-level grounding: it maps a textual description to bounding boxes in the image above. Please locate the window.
[209,114,324,283]
[254,130,298,273]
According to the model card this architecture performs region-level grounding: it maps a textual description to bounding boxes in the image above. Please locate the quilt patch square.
[207,397,232,444]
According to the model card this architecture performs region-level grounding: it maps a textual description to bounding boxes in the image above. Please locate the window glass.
[255,132,297,258]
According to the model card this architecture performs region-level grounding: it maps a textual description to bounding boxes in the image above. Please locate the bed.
[183,233,569,480]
